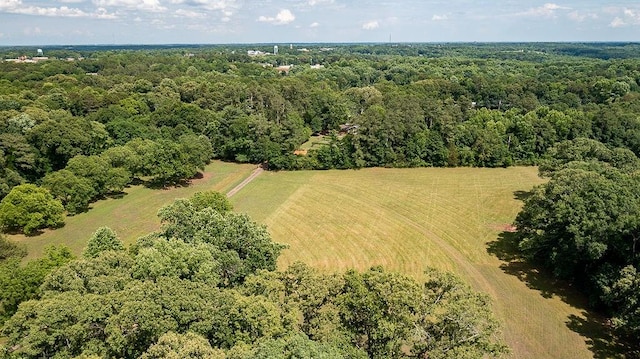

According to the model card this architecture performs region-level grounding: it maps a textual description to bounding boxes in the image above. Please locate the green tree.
[0,246,73,325]
[83,227,124,259]
[0,234,26,262]
[599,265,640,338]
[140,332,226,359]
[0,184,64,235]
[411,269,508,358]
[337,267,421,358]
[514,143,640,343]
[66,155,130,196]
[190,191,233,213]
[27,115,111,171]
[157,198,286,286]
[515,167,639,280]
[41,169,96,214]
[139,139,200,186]
[539,138,640,175]
[230,332,366,359]
[0,133,37,178]
[131,238,221,285]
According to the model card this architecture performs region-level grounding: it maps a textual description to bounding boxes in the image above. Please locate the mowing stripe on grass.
[231,166,616,359]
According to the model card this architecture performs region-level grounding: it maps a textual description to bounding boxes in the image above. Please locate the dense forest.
[0,44,640,225]
[2,42,640,357]
[1,43,640,206]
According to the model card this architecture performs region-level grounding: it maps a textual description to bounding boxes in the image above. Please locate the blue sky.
[0,0,639,45]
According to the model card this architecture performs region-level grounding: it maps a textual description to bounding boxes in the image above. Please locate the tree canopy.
[0,192,507,359]
[0,184,64,235]
[2,43,640,204]
[514,138,640,343]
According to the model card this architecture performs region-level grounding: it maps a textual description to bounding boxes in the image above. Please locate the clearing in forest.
[10,161,257,260]
[9,164,624,358]
[231,166,622,359]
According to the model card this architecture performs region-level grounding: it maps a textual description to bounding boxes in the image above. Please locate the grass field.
[8,164,623,358]
[232,167,623,359]
[9,161,257,260]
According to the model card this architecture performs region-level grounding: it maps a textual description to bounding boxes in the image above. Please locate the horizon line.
[1,40,640,48]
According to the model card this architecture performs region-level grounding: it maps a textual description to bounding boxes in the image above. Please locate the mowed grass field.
[8,164,620,358]
[9,161,257,260]
[232,167,618,359]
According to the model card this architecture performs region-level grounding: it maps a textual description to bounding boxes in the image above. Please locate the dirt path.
[226,166,264,198]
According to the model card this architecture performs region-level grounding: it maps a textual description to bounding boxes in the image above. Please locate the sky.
[0,0,639,45]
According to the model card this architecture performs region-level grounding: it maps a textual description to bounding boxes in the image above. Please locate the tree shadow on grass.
[513,190,533,202]
[487,231,579,302]
[105,191,127,200]
[143,172,204,190]
[487,197,629,358]
[566,313,636,359]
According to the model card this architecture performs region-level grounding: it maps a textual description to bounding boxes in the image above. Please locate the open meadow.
[10,161,257,260]
[232,166,622,359]
[9,163,622,358]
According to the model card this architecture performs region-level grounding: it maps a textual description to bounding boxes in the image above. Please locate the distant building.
[37,49,43,56]
[276,65,292,74]
[248,50,269,56]
[339,124,359,134]
[4,55,47,63]
[310,64,324,69]
[274,45,278,55]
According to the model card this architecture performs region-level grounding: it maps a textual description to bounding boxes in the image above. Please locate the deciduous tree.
[0,184,64,235]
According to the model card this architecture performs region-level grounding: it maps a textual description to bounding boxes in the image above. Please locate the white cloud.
[432,14,448,21]
[518,3,570,18]
[308,0,333,5]
[149,18,175,29]
[93,0,166,12]
[0,0,116,18]
[608,8,640,27]
[310,22,319,28]
[171,0,235,12]
[94,7,116,18]
[258,9,295,25]
[0,0,21,10]
[567,11,597,22]
[610,17,625,27]
[18,6,87,16]
[624,8,640,23]
[175,8,205,18]
[362,20,379,30]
